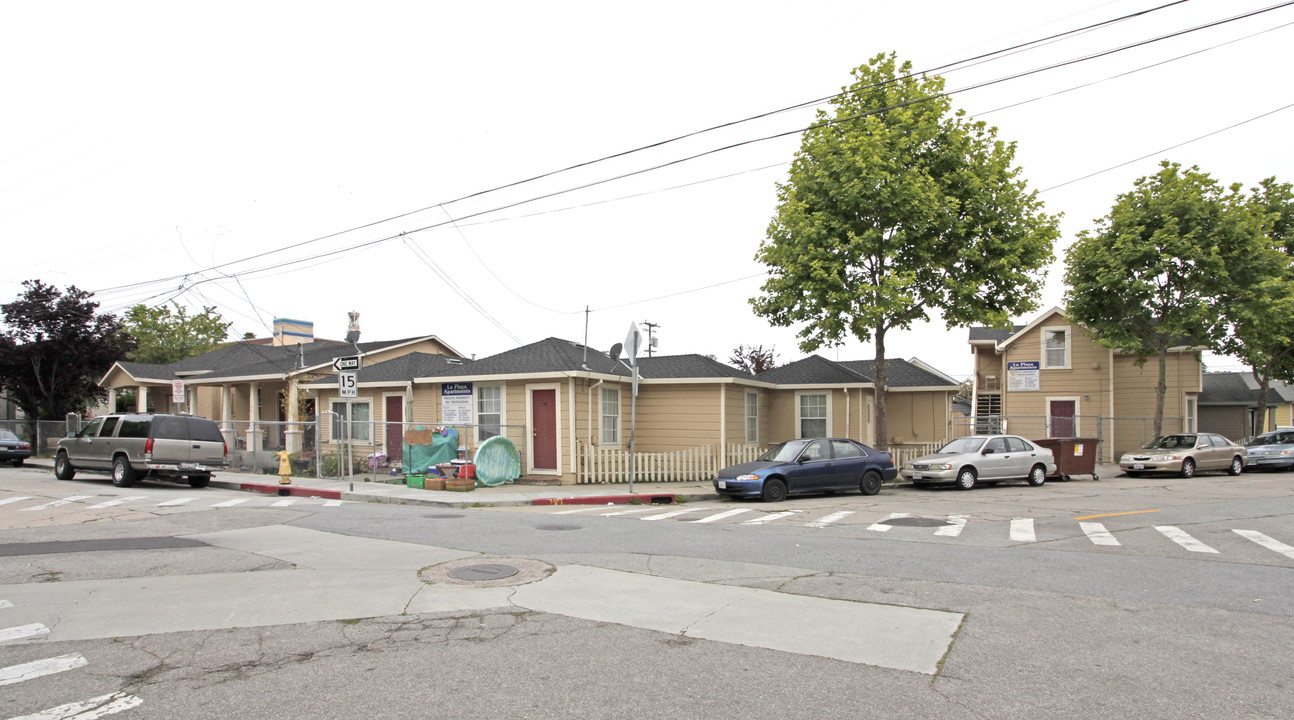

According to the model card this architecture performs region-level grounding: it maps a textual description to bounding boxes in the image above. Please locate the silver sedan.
[901,435,1057,490]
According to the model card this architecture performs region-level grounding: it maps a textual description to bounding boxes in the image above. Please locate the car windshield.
[759,441,810,463]
[1146,435,1196,449]
[1249,432,1294,446]
[937,437,986,454]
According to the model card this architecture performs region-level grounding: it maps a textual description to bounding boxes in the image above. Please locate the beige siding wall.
[884,390,952,446]
[1199,406,1246,444]
[633,383,722,452]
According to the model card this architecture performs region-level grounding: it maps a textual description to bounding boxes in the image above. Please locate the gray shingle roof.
[449,338,630,378]
[637,355,756,380]
[968,326,1022,343]
[755,355,872,385]
[112,337,435,382]
[839,359,957,388]
[1200,372,1293,404]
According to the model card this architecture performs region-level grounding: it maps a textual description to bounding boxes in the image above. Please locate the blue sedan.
[714,438,898,502]
[0,429,32,467]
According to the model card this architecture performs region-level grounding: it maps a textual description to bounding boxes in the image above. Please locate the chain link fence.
[0,417,81,458]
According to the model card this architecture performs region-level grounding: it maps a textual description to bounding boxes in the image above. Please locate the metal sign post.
[333,356,361,488]
[624,322,642,493]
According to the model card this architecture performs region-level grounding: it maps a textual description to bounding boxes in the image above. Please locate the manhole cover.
[420,557,554,588]
[423,513,465,519]
[535,524,581,531]
[883,517,951,527]
[447,564,518,581]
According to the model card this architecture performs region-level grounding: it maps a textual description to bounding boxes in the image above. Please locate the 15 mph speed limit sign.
[338,371,358,398]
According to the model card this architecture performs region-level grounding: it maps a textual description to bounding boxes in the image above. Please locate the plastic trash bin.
[1033,437,1099,481]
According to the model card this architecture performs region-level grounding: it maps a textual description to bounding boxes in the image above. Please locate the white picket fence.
[581,443,753,484]
[889,440,946,469]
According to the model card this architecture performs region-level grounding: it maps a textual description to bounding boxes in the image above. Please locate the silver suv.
[55,413,228,488]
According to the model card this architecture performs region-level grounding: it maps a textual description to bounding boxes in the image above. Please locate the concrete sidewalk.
[23,459,1119,509]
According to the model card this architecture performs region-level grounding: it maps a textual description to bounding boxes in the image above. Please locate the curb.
[228,481,343,500]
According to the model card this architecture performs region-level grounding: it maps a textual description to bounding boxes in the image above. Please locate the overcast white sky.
[3,0,1292,381]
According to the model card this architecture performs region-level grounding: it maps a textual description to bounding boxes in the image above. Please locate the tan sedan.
[1118,433,1246,478]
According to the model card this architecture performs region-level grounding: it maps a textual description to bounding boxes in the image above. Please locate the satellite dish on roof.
[608,343,622,363]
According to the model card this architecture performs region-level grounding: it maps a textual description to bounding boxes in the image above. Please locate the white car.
[901,435,1057,490]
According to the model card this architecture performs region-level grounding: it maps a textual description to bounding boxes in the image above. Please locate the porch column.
[137,386,148,412]
[246,382,261,452]
[284,381,303,453]
[107,388,117,414]
[220,384,235,449]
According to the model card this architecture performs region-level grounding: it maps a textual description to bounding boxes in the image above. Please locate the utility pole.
[642,321,660,357]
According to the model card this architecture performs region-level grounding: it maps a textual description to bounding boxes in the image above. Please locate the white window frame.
[1041,325,1072,369]
[745,391,759,444]
[330,399,372,443]
[475,384,505,443]
[600,387,621,446]
[1185,396,1198,433]
[1045,396,1081,437]
[795,391,832,439]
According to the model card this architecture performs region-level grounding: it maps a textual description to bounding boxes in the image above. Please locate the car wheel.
[54,452,76,480]
[1125,471,1142,478]
[1227,457,1243,476]
[1027,464,1046,487]
[955,467,977,491]
[189,474,211,489]
[1179,458,1195,479]
[860,471,882,496]
[112,456,138,488]
[11,458,23,467]
[760,478,787,502]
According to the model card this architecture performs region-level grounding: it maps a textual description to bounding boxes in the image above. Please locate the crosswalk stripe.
[19,496,94,512]
[806,510,854,528]
[212,499,250,508]
[1155,526,1218,553]
[0,497,33,507]
[323,500,343,507]
[601,507,658,516]
[1080,522,1120,546]
[0,654,87,687]
[0,600,13,609]
[1010,518,1036,542]
[742,510,797,525]
[8,690,143,719]
[87,496,146,509]
[553,506,603,515]
[641,507,704,521]
[1233,529,1294,559]
[156,498,194,507]
[691,508,752,524]
[934,515,969,537]
[271,498,298,507]
[0,623,50,642]
[867,512,910,532]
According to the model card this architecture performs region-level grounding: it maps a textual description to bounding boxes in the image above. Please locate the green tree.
[1065,162,1256,437]
[752,53,1059,450]
[1217,177,1294,432]
[123,302,232,365]
[0,281,136,440]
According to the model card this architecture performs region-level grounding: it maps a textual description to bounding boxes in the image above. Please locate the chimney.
[272,318,314,346]
[345,311,361,344]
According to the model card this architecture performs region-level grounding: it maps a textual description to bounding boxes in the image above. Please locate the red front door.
[532,389,557,470]
[1050,400,1076,437]
[385,396,404,462]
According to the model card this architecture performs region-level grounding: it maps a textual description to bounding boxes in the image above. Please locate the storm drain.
[880,516,951,527]
[534,524,582,532]
[422,513,465,519]
[420,557,554,588]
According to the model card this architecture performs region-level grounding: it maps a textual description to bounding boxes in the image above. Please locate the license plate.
[1133,463,1144,470]
[717,480,727,489]
[179,463,207,471]
[913,472,923,480]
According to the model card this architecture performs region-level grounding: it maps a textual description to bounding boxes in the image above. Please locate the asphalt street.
[1,463,1292,719]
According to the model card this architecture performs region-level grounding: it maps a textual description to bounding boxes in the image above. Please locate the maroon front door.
[385,396,404,463]
[532,389,557,470]
[1050,400,1076,437]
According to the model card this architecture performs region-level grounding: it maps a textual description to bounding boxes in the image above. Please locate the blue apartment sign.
[442,383,473,424]
[1007,361,1040,392]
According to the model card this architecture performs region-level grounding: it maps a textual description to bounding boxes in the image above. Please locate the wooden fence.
[889,440,947,469]
[578,443,722,484]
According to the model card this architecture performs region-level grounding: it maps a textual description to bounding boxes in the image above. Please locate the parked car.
[714,438,898,502]
[900,435,1056,490]
[54,413,228,488]
[1118,433,1245,478]
[0,429,32,466]
[1244,430,1294,471]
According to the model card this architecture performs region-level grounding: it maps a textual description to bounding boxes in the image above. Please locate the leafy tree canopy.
[1064,161,1262,435]
[752,52,1059,448]
[729,344,779,375]
[123,302,232,365]
[0,280,136,430]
